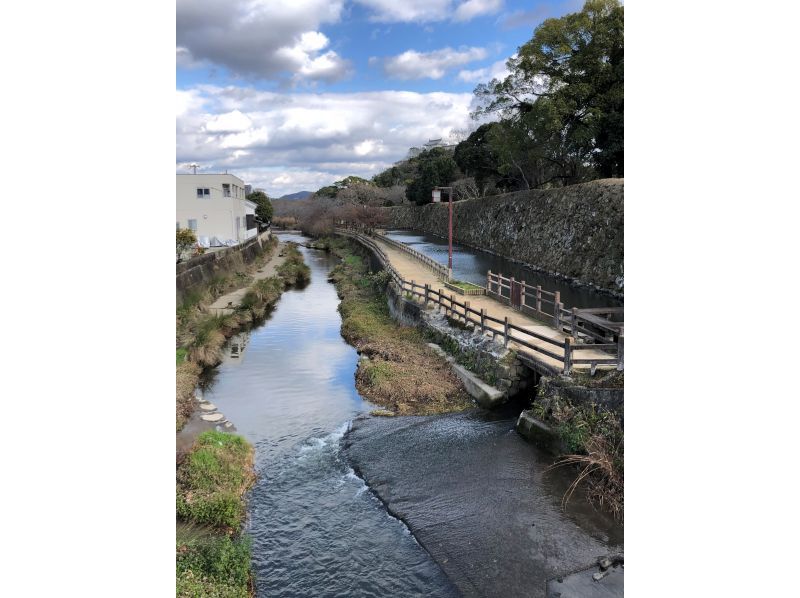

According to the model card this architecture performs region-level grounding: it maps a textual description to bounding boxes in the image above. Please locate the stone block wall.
[385,179,623,295]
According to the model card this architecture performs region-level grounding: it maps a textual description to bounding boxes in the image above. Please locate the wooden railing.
[486,271,623,345]
[371,231,450,281]
[336,229,623,374]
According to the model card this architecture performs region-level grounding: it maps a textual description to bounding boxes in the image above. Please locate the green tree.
[246,191,273,224]
[474,0,623,178]
[453,123,504,193]
[405,147,457,205]
[176,228,197,262]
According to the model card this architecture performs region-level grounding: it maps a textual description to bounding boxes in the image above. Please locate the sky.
[176,0,584,197]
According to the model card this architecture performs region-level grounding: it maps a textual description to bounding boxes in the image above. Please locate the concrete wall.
[385,179,624,295]
[176,229,272,304]
[176,173,256,246]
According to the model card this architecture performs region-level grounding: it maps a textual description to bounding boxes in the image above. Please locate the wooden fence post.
[617,329,624,371]
[480,308,486,333]
[487,270,492,294]
[563,337,573,375]
[520,280,526,307]
[503,316,510,348]
[411,280,415,301]
[571,307,579,341]
[450,294,456,320]
[536,285,542,313]
[554,301,562,330]
[424,283,430,307]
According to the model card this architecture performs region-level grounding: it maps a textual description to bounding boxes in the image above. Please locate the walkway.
[208,241,287,315]
[346,230,621,375]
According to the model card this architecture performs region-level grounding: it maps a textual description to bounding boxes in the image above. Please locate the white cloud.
[453,0,503,22]
[355,0,502,23]
[457,56,511,84]
[176,85,474,196]
[381,47,488,80]
[177,0,349,82]
[355,0,452,23]
[204,110,253,133]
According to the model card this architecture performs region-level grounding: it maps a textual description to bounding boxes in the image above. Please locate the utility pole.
[433,186,454,280]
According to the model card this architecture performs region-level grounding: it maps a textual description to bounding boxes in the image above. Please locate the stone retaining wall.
[385,179,623,295]
[176,230,272,304]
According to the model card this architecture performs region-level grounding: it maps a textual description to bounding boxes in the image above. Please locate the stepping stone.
[201,413,224,422]
[224,422,233,429]
[200,403,217,411]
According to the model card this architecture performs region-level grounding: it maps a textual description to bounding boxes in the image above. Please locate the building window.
[222,184,231,197]
[196,188,210,198]
[188,219,197,231]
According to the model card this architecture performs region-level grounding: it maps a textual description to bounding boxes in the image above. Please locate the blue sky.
[176,0,584,196]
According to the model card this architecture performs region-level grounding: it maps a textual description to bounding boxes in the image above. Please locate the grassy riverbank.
[176,431,254,597]
[325,237,471,415]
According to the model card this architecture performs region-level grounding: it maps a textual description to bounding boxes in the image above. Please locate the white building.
[176,173,258,247]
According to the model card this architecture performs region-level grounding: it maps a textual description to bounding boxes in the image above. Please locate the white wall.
[176,173,255,246]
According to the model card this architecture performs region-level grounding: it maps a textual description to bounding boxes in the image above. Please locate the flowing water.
[384,229,623,312]
[203,234,458,597]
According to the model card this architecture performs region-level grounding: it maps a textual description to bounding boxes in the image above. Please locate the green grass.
[449,279,483,291]
[177,534,251,598]
[176,431,254,529]
[176,348,187,365]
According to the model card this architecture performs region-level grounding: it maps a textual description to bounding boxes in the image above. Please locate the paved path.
[208,242,287,315]
[371,236,614,373]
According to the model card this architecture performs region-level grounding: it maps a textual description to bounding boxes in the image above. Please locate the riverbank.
[325,236,472,415]
[176,242,311,597]
[176,431,254,597]
[344,409,623,598]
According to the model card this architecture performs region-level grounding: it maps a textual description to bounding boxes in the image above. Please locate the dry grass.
[550,434,624,520]
[176,361,202,431]
[328,237,471,415]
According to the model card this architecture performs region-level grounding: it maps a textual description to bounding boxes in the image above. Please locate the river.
[200,232,622,597]
[384,229,623,311]
[202,234,458,597]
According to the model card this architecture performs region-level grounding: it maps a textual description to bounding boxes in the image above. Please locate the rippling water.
[203,234,458,597]
[384,229,623,311]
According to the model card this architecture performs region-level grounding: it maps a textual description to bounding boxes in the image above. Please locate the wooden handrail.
[335,228,623,373]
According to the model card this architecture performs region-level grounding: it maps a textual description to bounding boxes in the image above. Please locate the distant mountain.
[277,191,313,200]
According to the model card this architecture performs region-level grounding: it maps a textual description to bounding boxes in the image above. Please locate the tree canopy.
[473,0,624,179]
[246,191,273,224]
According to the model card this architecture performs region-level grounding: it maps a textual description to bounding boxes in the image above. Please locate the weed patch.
[176,431,255,529]
[177,534,251,598]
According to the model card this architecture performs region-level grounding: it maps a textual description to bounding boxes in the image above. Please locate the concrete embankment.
[384,179,623,295]
[344,410,623,598]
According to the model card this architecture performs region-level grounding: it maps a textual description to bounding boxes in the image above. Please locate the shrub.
[177,228,197,262]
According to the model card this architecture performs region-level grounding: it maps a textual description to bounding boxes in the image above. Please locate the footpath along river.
[201,233,622,597]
